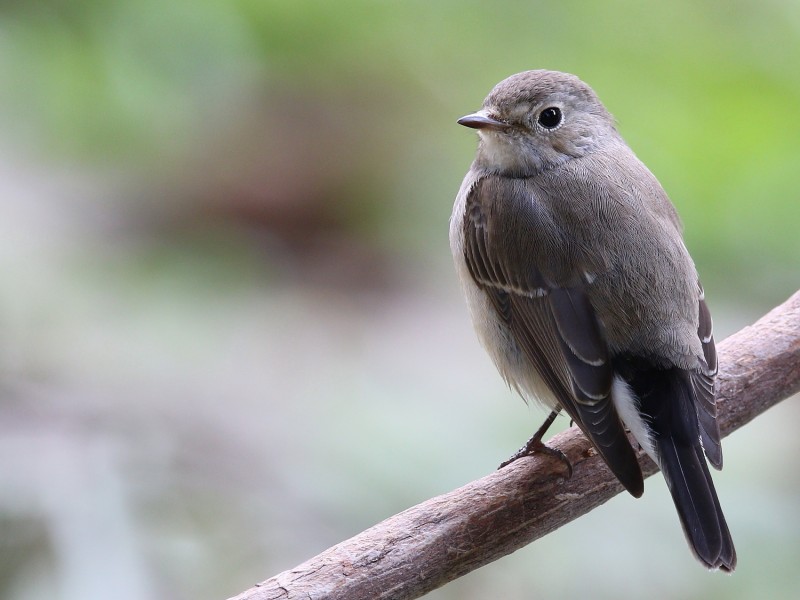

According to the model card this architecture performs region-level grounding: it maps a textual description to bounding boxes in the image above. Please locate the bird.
[449,69,736,571]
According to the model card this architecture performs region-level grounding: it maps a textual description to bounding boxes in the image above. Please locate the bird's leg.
[498,409,573,477]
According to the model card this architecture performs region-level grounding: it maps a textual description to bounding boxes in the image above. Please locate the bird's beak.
[457,111,508,131]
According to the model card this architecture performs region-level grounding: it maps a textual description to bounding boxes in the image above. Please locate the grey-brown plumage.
[450,70,735,571]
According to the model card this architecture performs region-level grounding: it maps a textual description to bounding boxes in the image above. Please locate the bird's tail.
[656,433,736,571]
[633,366,736,571]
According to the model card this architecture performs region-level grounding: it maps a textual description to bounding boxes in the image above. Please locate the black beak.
[457,112,508,131]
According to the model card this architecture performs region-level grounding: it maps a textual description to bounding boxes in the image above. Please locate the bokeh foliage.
[0,1,798,599]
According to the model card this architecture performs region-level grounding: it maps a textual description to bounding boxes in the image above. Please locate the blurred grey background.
[0,1,798,599]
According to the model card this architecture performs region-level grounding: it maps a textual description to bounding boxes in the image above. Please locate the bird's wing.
[462,175,644,497]
[693,291,722,468]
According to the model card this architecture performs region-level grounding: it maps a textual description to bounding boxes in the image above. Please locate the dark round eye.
[537,106,562,129]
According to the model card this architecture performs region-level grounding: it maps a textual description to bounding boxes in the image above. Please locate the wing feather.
[463,177,644,496]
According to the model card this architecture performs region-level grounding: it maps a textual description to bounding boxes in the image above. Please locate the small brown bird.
[450,70,735,571]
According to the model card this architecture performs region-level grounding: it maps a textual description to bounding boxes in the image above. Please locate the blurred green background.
[0,1,798,599]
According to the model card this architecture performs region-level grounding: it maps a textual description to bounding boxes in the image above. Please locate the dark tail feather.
[657,436,737,571]
[623,363,736,571]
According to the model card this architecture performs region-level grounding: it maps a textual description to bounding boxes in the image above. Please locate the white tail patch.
[612,376,658,464]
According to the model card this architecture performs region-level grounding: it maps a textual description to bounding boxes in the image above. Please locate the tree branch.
[230,290,800,600]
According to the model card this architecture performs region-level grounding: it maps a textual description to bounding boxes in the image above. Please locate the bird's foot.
[498,437,573,477]
[497,409,573,477]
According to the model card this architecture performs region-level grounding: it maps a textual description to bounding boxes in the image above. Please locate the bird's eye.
[537,107,562,129]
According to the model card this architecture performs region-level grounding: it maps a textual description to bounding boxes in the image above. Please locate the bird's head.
[459,70,619,176]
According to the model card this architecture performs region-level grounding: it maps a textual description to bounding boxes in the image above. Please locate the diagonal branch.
[230,290,800,600]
